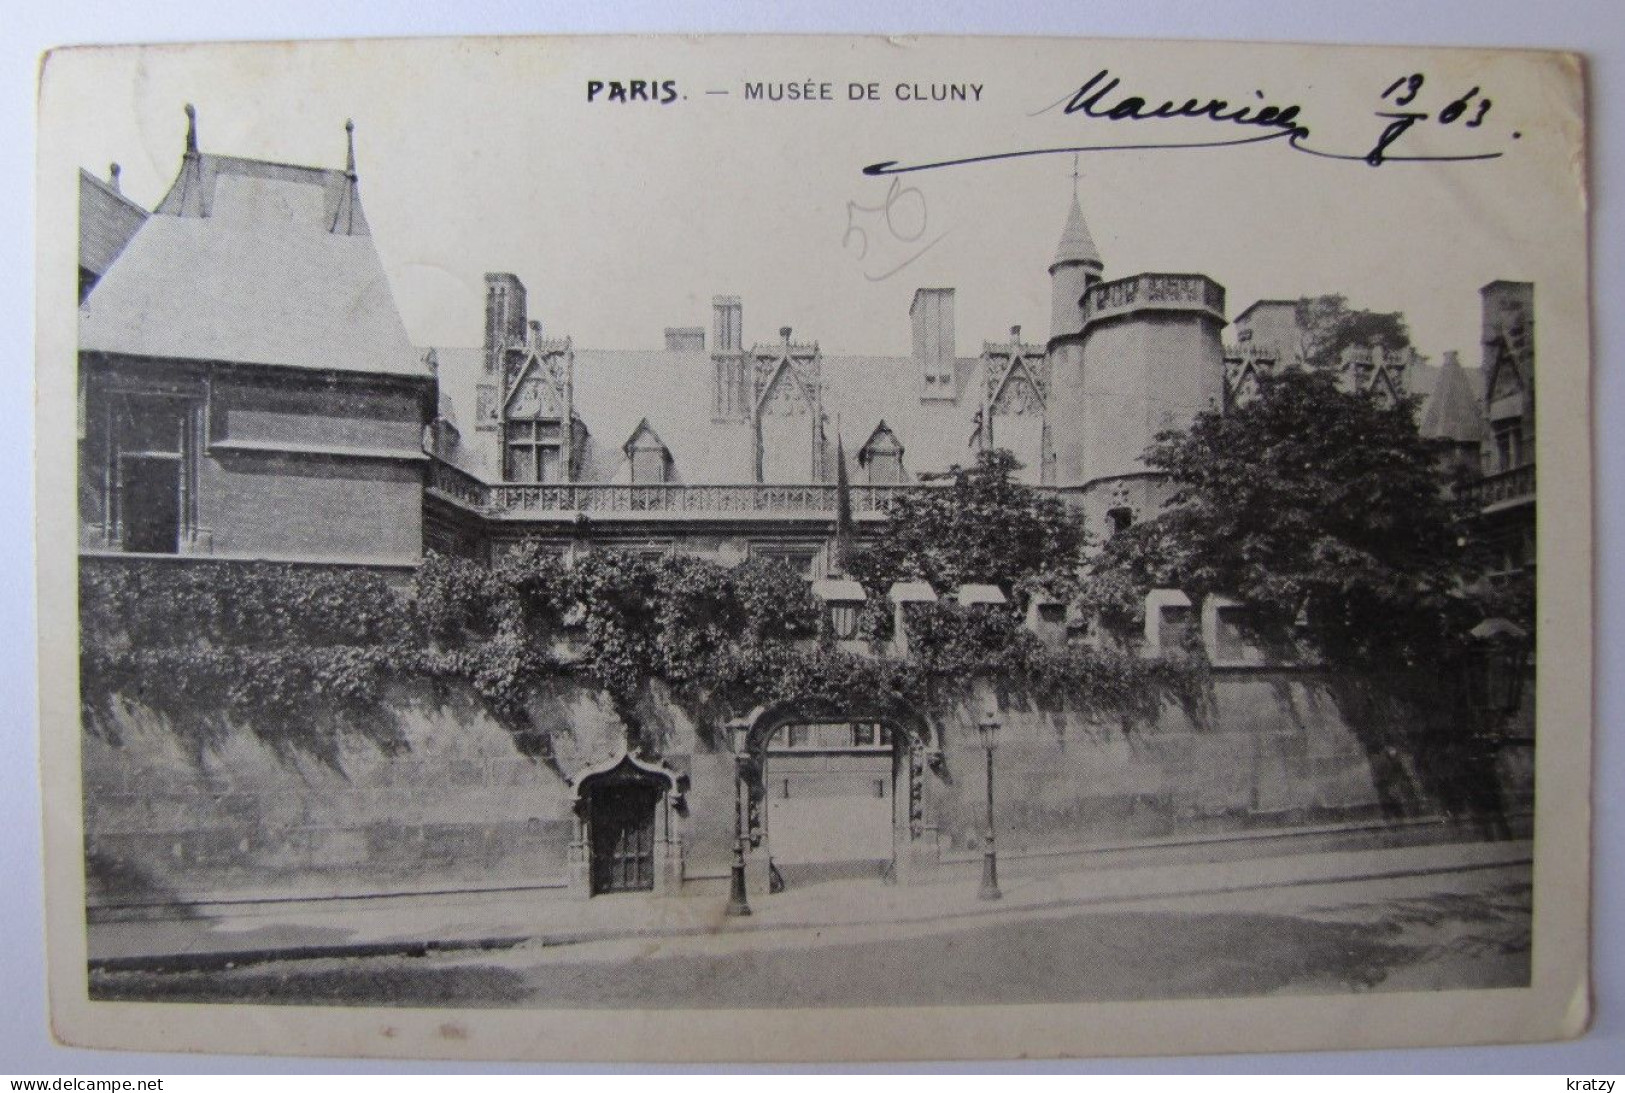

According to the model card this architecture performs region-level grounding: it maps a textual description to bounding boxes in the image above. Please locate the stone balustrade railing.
[1083,273,1227,325]
[1466,463,1535,510]
[429,460,938,519]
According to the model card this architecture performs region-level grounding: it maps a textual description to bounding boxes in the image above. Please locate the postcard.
[36,33,1590,1062]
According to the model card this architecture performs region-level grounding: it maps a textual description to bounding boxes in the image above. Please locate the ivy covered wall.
[78,554,1529,910]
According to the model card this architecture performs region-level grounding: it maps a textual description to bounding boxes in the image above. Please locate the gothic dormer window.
[858,421,905,485]
[625,419,673,484]
[751,328,823,484]
[505,419,563,482]
[502,337,574,484]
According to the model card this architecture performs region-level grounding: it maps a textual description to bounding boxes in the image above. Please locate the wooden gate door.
[589,784,657,894]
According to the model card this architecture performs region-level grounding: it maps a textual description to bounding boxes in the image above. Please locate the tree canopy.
[1294,294,1412,372]
[1086,368,1479,667]
[850,448,1084,606]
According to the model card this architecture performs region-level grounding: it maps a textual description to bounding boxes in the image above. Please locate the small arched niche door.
[569,753,683,897]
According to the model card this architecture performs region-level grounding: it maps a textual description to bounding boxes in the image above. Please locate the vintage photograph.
[37,35,1589,1060]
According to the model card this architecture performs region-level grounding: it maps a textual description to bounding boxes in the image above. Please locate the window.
[505,419,564,483]
[859,424,905,485]
[631,447,666,484]
[1492,419,1523,472]
[1038,602,1067,624]
[829,603,860,639]
[1108,507,1134,536]
[753,544,818,578]
[774,723,891,751]
[1215,605,1253,661]
[109,393,196,554]
[1159,604,1196,651]
[867,450,902,485]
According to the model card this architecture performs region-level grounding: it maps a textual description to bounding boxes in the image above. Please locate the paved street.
[88,857,1530,1008]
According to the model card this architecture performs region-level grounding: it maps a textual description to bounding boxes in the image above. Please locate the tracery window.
[505,419,564,483]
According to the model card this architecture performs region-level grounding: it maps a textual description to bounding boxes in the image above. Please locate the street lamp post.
[977,707,1002,901]
[726,753,752,917]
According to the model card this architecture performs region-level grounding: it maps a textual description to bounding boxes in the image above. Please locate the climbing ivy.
[80,548,1203,767]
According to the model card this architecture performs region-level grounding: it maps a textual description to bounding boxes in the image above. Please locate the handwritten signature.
[863,68,1514,176]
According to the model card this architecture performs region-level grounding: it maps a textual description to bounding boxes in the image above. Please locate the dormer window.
[624,419,673,485]
[858,421,905,485]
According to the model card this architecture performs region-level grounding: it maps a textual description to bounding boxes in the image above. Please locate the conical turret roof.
[1052,193,1103,269]
[1419,350,1488,444]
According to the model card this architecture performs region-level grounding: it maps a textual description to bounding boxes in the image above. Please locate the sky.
[48,36,1583,368]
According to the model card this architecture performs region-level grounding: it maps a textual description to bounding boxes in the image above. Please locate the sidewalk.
[86,837,1532,971]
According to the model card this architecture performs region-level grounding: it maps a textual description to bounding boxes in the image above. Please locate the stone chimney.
[1479,281,1534,367]
[911,287,956,400]
[712,295,743,354]
[484,273,527,376]
[665,327,705,352]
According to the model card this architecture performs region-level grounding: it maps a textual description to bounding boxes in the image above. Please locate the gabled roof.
[754,348,819,413]
[623,417,669,453]
[79,118,423,380]
[857,419,902,460]
[1052,193,1103,269]
[1484,333,1530,404]
[986,348,1048,412]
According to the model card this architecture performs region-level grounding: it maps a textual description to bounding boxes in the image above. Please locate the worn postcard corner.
[36,32,1590,1063]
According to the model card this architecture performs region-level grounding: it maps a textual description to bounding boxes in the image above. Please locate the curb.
[88,850,1533,976]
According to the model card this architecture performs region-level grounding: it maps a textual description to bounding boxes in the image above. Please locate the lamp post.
[725,753,752,917]
[1466,618,1532,728]
[977,707,1002,901]
[1460,617,1532,841]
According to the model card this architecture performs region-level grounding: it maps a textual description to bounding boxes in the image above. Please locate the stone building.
[74,113,1533,907]
[76,108,434,567]
[1218,285,1536,583]
[1470,281,1537,580]
[423,188,1230,563]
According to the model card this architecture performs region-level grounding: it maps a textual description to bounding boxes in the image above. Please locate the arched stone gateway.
[566,752,686,899]
[727,701,941,892]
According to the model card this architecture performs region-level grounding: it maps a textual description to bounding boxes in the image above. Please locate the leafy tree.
[1293,294,1411,372]
[1087,368,1479,667]
[850,448,1084,606]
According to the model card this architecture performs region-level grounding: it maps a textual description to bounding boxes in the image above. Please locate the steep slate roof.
[155,153,370,236]
[430,344,985,485]
[429,347,497,478]
[573,349,752,482]
[1052,193,1103,269]
[79,122,422,379]
[1418,353,1488,444]
[78,169,148,280]
[820,354,982,479]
